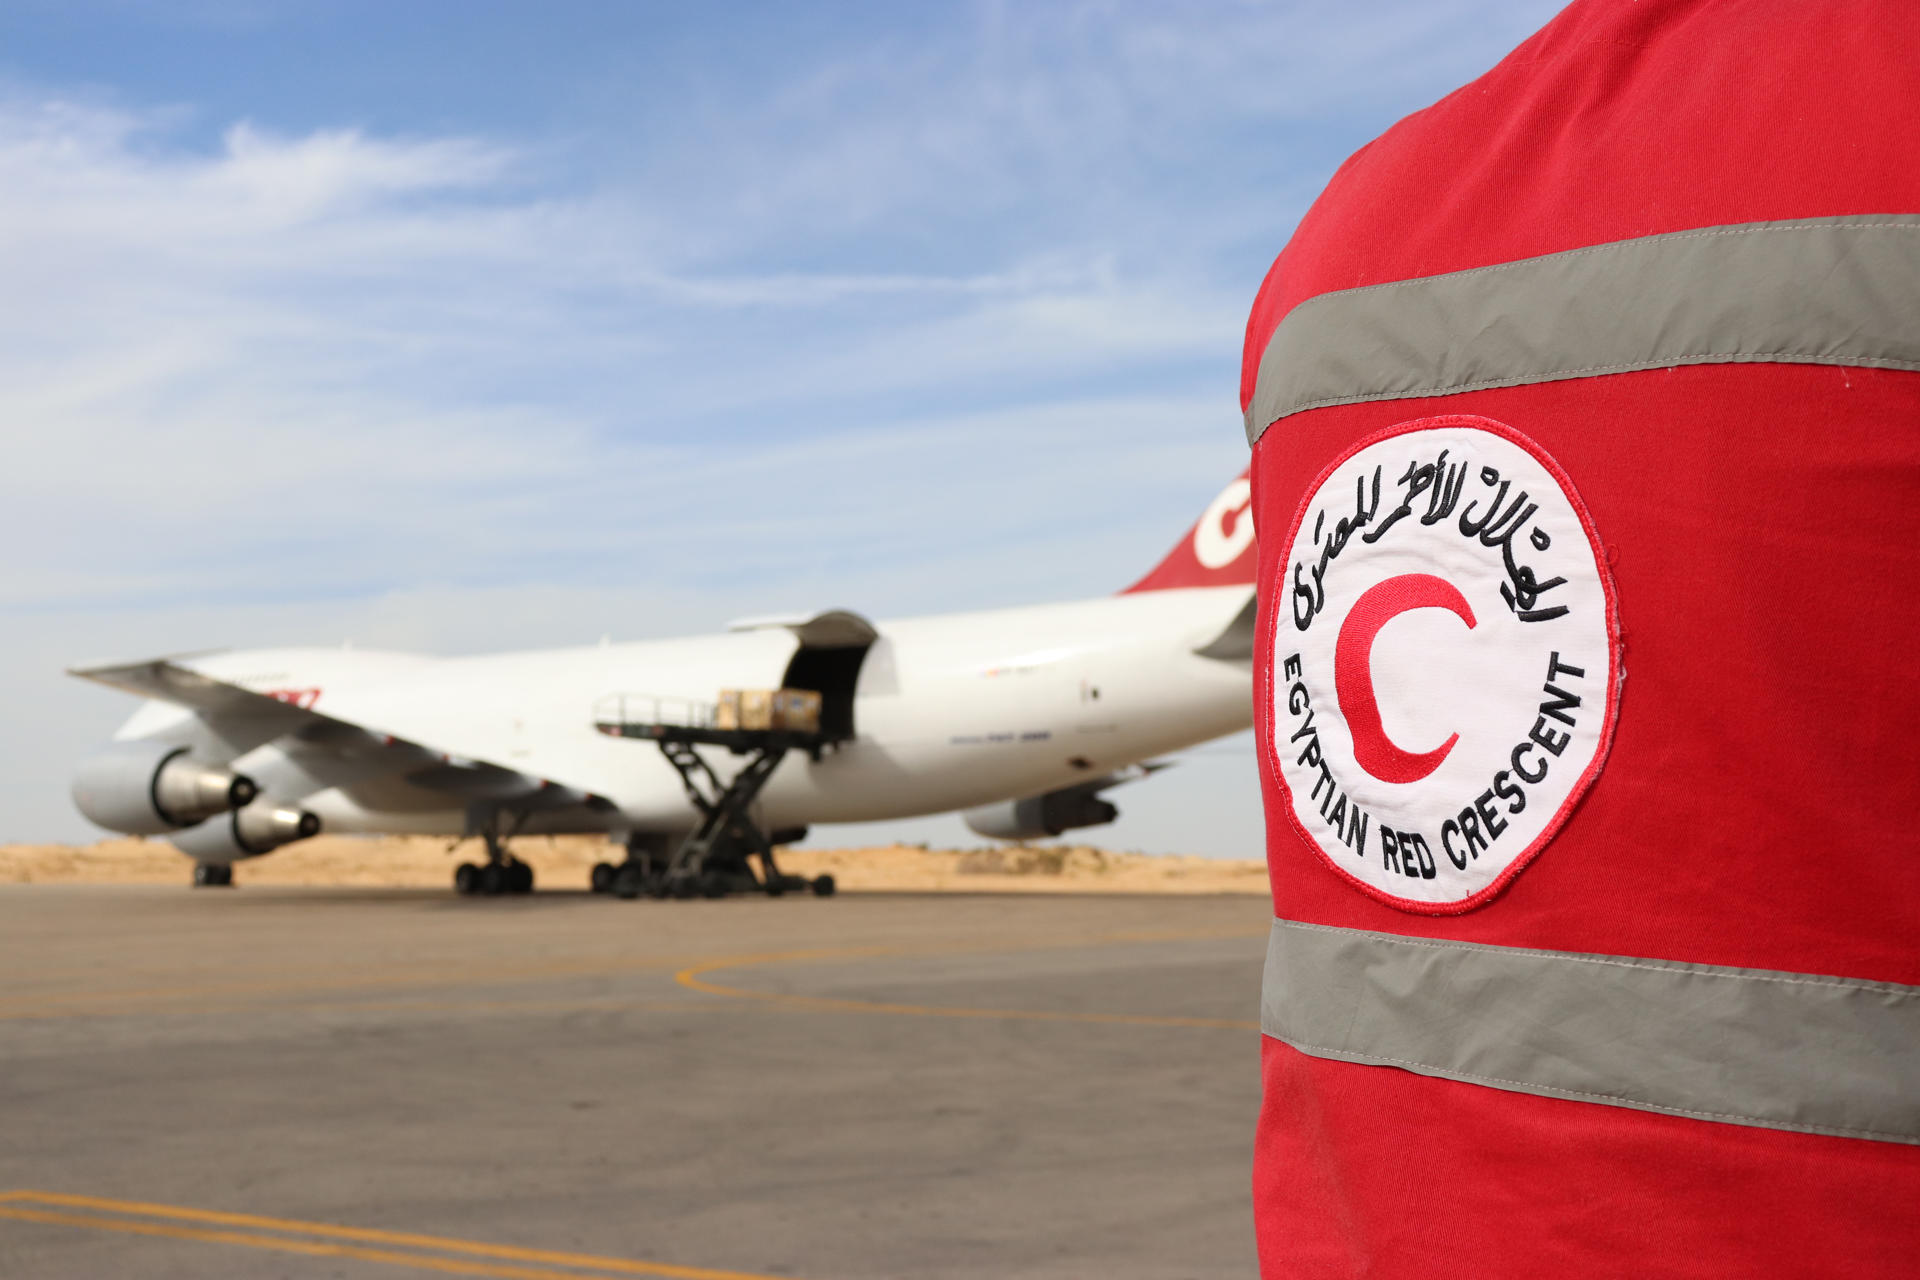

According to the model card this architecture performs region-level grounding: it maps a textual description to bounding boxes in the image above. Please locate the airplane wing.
[1193,593,1256,661]
[71,655,314,720]
[69,657,612,819]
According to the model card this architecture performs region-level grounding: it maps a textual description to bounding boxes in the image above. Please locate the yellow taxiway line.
[0,1190,797,1280]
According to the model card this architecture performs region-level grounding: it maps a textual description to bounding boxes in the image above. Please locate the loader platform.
[592,695,840,900]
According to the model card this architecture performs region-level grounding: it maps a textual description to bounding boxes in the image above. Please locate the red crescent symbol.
[1335,574,1476,784]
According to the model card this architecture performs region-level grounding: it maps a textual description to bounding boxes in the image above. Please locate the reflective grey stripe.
[1262,918,1920,1144]
[1245,216,1920,445]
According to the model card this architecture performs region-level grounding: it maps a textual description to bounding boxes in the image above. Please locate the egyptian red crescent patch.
[1263,415,1622,913]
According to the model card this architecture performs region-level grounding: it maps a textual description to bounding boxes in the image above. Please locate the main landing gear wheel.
[192,863,233,888]
[455,858,534,896]
[612,864,645,900]
[590,862,616,895]
[812,874,836,897]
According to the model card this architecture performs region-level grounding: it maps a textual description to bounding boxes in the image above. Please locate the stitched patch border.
[1259,414,1623,913]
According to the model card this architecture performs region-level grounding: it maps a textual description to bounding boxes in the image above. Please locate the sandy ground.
[0,834,1270,894]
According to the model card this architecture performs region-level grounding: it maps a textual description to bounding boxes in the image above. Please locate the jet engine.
[71,741,259,835]
[963,783,1121,841]
[171,801,322,862]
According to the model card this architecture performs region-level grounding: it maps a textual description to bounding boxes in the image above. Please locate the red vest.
[1245,2,1920,1275]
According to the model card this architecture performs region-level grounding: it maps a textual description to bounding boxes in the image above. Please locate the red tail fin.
[1123,470,1256,592]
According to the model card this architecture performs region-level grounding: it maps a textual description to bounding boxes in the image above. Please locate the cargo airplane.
[69,475,1256,895]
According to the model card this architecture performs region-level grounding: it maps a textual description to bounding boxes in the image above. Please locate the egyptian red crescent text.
[1333,574,1476,784]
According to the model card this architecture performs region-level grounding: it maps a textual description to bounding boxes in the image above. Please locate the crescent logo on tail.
[1194,479,1255,569]
[1125,471,1257,592]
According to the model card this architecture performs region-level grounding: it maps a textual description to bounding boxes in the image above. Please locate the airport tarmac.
[0,885,1270,1279]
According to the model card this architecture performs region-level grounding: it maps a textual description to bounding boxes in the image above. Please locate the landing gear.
[610,862,646,900]
[453,823,535,897]
[596,832,672,899]
[192,862,233,888]
[453,858,535,896]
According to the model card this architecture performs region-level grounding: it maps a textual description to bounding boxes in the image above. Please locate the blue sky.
[1,0,1565,849]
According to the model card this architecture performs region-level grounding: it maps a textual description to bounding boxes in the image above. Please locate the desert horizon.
[0,834,1271,895]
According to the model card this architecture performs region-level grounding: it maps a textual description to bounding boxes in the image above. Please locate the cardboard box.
[772,688,822,733]
[738,688,775,730]
[714,687,822,734]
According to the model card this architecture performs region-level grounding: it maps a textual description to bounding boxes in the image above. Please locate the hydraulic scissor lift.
[593,707,838,900]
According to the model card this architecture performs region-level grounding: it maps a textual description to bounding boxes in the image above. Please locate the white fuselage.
[113,586,1254,839]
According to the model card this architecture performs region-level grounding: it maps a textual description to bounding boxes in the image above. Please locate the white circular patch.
[1265,415,1620,911]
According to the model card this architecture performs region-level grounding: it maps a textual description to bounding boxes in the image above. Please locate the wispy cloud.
[0,89,1249,613]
